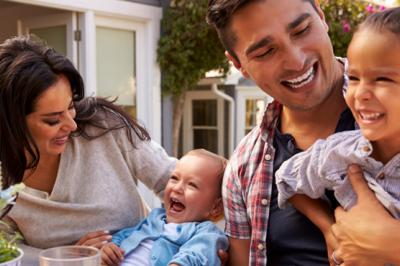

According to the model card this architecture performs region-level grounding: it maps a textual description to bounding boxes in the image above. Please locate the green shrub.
[321,0,382,57]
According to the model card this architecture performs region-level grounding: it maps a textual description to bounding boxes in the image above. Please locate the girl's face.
[346,28,400,161]
[26,75,77,159]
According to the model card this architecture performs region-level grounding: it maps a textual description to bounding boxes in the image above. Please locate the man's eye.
[255,48,275,59]
[294,25,309,36]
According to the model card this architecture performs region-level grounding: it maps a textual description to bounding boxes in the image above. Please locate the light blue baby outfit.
[112,208,228,266]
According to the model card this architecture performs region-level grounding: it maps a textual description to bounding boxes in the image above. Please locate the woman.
[0,36,176,252]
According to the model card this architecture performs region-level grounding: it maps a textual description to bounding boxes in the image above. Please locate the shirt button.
[261,199,269,206]
[257,243,264,250]
[151,255,156,260]
[362,146,371,153]
[377,172,385,180]
[264,154,272,161]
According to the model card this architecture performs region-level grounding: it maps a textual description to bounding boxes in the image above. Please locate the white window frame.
[236,86,273,145]
[183,90,225,155]
[19,12,78,65]
[13,0,163,142]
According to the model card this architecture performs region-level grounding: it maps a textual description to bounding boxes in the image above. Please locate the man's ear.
[225,51,250,78]
[313,0,328,32]
[210,198,224,222]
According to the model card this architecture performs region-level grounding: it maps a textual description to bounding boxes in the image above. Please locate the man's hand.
[331,164,400,265]
[101,242,124,266]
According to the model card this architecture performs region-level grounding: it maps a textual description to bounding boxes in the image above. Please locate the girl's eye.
[44,120,60,126]
[348,75,359,81]
[376,77,393,82]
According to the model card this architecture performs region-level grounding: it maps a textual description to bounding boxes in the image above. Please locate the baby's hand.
[101,242,125,266]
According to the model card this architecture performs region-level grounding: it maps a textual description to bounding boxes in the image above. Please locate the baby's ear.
[210,198,224,222]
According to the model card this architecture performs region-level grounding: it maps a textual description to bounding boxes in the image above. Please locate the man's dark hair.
[206,0,317,62]
[358,7,400,35]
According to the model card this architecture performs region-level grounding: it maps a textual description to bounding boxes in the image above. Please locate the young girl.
[101,149,229,266]
[275,7,400,265]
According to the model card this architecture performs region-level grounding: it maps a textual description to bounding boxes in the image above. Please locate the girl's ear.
[210,198,224,222]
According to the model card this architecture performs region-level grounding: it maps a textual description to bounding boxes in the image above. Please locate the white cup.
[39,246,100,266]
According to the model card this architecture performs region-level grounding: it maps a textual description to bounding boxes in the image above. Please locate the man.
[207,0,400,265]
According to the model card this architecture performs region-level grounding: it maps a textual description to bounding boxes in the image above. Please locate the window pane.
[245,99,265,128]
[96,27,136,118]
[30,26,67,56]
[192,100,217,126]
[193,129,218,154]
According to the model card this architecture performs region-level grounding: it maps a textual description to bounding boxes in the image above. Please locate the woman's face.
[26,75,77,158]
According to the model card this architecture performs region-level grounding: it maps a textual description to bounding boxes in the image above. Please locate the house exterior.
[178,72,273,159]
[0,0,273,207]
[0,0,163,142]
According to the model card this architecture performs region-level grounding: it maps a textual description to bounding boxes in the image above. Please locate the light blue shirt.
[112,208,228,266]
[276,130,400,218]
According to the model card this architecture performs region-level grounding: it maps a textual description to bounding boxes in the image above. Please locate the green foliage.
[321,0,380,57]
[0,222,22,263]
[157,0,229,96]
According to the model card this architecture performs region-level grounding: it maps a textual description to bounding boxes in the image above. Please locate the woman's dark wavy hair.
[0,36,149,187]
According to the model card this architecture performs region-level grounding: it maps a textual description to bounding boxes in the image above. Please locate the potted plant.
[0,162,24,266]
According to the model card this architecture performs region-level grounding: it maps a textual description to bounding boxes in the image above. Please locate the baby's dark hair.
[357,7,400,35]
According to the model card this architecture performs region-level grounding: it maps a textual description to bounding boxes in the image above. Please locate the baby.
[101,149,228,266]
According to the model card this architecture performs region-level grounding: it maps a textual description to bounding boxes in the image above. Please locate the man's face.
[228,0,338,111]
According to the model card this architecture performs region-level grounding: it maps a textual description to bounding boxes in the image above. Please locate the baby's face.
[346,29,400,149]
[163,155,221,223]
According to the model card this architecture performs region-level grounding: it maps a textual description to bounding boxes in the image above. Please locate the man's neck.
[280,78,347,150]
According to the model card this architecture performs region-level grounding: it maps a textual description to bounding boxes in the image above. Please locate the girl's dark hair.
[358,7,400,35]
[0,36,149,187]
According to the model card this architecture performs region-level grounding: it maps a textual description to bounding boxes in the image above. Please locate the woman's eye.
[170,175,178,181]
[44,120,60,126]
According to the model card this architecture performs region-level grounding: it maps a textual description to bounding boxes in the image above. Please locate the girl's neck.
[371,139,400,164]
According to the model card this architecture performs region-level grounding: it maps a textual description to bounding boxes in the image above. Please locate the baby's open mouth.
[170,198,185,212]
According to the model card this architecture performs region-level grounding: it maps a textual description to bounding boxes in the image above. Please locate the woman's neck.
[23,154,60,194]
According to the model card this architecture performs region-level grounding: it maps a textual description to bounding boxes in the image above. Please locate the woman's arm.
[331,165,400,265]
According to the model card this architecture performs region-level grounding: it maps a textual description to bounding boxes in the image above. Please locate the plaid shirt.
[223,58,348,265]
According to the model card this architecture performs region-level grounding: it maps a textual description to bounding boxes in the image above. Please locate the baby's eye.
[188,182,198,189]
[170,175,179,181]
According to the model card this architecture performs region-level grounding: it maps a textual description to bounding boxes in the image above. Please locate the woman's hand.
[331,164,400,266]
[75,230,112,249]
